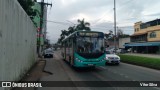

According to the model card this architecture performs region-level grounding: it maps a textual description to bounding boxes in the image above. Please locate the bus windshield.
[76,37,104,53]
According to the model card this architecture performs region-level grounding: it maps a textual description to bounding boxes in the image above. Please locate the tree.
[60,30,69,37]
[58,30,69,43]
[117,29,123,38]
[117,29,130,38]
[68,26,76,35]
[17,0,39,26]
[57,19,91,44]
[76,19,91,31]
[105,30,114,40]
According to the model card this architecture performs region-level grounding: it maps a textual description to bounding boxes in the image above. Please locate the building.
[119,37,130,49]
[32,2,47,52]
[124,19,160,54]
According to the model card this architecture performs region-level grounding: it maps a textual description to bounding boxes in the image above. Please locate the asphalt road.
[38,50,160,90]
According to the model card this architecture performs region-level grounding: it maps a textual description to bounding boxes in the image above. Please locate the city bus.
[61,31,106,67]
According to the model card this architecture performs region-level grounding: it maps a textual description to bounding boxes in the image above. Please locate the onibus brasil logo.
[2,82,42,87]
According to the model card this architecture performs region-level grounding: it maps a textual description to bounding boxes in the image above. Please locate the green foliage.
[104,30,130,42]
[119,54,160,70]
[17,0,39,26]
[76,19,91,31]
[18,0,35,16]
[105,30,114,40]
[68,26,76,35]
[57,19,91,44]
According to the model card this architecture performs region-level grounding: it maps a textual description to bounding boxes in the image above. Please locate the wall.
[148,30,160,41]
[134,21,142,33]
[33,3,47,46]
[0,0,36,90]
[106,40,119,48]
[119,37,130,48]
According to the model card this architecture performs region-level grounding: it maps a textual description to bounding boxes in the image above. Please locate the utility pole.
[117,26,119,49]
[38,0,52,57]
[114,0,117,53]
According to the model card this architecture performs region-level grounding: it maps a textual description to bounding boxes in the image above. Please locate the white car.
[43,48,54,58]
[105,51,120,65]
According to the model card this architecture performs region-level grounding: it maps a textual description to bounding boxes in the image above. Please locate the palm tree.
[60,30,69,37]
[76,19,91,31]
[58,19,91,43]
[68,26,76,35]
[58,29,69,43]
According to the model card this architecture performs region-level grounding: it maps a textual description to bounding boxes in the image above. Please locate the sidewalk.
[12,58,49,90]
[124,53,160,59]
[37,58,77,90]
[40,59,71,81]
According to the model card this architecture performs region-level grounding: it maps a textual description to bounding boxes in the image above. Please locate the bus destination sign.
[78,32,103,37]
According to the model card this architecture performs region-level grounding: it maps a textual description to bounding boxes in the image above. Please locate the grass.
[119,54,160,70]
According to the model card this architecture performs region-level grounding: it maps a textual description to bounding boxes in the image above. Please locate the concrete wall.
[119,37,130,48]
[0,0,36,89]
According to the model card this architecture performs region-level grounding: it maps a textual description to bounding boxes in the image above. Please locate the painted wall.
[119,37,130,48]
[148,30,160,41]
[0,0,36,90]
[32,2,41,28]
[32,2,47,46]
[134,21,160,42]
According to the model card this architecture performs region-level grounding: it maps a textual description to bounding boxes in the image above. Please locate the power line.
[46,20,134,31]
[92,13,110,25]
[92,28,133,31]
[47,20,70,24]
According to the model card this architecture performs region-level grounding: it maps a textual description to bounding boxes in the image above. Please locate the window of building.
[140,23,147,29]
[149,32,156,38]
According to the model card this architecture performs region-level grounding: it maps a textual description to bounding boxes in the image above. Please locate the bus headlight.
[76,58,83,63]
[76,58,79,60]
[99,58,105,62]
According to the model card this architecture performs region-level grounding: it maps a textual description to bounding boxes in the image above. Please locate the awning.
[124,42,160,47]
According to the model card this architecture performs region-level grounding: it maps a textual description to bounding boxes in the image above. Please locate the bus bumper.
[74,60,106,67]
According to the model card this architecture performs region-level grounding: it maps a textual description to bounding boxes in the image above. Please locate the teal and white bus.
[61,31,106,67]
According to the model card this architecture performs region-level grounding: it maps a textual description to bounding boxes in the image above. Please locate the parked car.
[127,48,132,52]
[105,50,120,65]
[107,48,120,53]
[43,48,54,58]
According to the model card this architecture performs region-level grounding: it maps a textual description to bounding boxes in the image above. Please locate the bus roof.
[61,30,104,42]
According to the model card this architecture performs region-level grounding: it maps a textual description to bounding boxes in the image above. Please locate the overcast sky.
[38,0,160,43]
